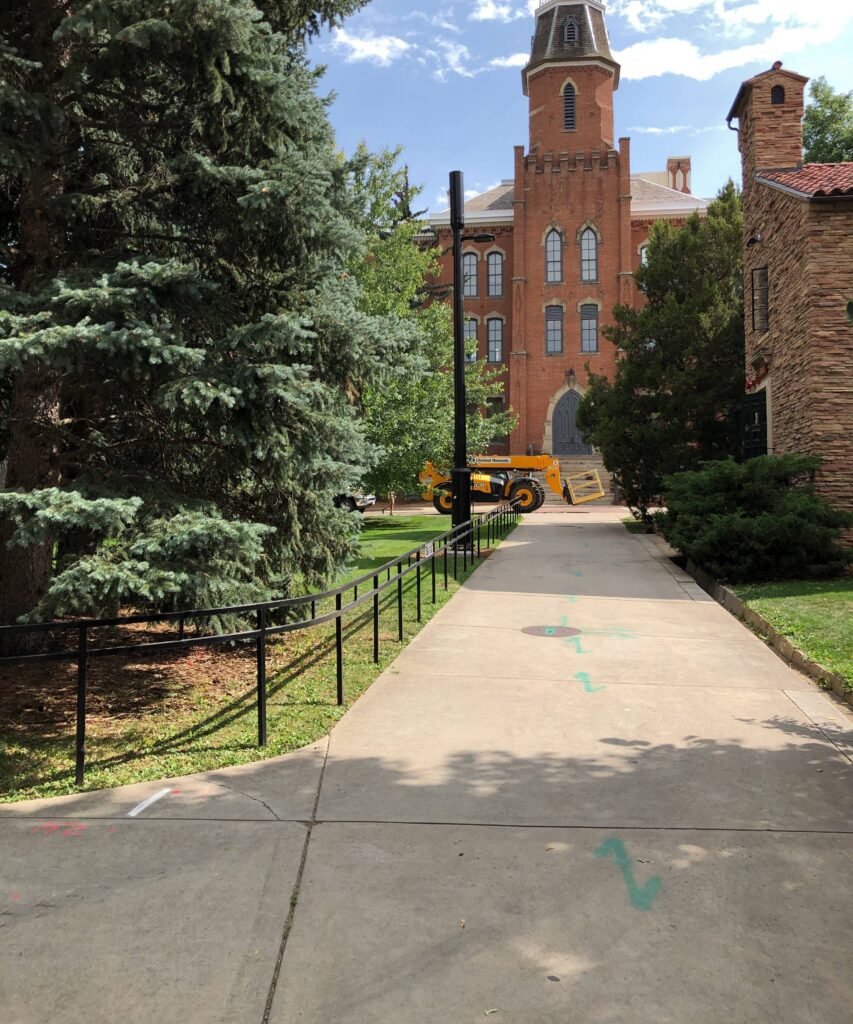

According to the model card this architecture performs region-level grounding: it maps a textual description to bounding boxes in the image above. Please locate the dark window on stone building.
[752,267,769,332]
[771,85,785,105]
[546,229,563,282]
[546,305,564,354]
[580,304,599,353]
[564,18,578,43]
[487,252,504,297]
[564,84,576,131]
[462,252,478,297]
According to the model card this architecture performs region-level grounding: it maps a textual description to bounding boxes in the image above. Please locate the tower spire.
[523,1,619,96]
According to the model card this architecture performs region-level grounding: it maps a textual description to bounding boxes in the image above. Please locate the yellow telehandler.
[419,455,605,514]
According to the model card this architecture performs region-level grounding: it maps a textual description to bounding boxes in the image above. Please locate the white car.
[334,493,376,514]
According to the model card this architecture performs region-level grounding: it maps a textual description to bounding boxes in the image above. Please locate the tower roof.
[523,1,619,94]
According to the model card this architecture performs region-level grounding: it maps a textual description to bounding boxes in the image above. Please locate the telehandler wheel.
[433,489,454,514]
[509,478,540,513]
[530,482,547,511]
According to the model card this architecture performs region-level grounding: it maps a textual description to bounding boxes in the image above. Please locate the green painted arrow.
[574,671,606,693]
[594,838,662,911]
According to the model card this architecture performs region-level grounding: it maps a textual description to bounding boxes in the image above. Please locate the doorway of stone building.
[553,390,592,456]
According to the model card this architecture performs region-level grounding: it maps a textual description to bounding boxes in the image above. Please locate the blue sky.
[308,1,853,209]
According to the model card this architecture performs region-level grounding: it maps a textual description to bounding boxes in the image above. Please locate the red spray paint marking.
[30,822,88,837]
[10,894,21,901]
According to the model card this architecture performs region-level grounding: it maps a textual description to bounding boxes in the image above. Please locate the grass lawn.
[0,512,515,803]
[735,579,853,689]
[342,514,453,579]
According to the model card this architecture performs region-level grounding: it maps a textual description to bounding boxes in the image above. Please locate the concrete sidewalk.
[2,509,852,1023]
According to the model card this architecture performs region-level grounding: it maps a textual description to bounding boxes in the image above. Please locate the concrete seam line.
[261,735,330,1024]
[781,691,853,767]
[684,560,853,708]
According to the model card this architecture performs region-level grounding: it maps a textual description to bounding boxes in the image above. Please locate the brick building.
[428,0,707,459]
[728,63,853,513]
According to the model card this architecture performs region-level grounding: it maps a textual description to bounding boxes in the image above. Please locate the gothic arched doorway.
[552,390,592,456]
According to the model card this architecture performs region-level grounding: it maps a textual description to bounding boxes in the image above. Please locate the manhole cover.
[522,625,582,638]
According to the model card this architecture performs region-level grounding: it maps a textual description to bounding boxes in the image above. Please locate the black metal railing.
[0,501,520,785]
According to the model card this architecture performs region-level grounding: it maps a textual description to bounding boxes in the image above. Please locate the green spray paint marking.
[545,627,556,636]
[571,570,584,578]
[574,671,606,693]
[565,635,590,654]
[559,615,569,628]
[566,595,579,604]
[594,839,662,911]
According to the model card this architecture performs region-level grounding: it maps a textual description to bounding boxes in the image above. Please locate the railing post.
[477,520,481,559]
[443,543,448,590]
[257,607,267,747]
[453,537,458,580]
[397,570,404,642]
[373,574,380,664]
[178,615,185,641]
[335,592,344,706]
[431,550,437,603]
[311,599,316,621]
[75,626,88,786]
[416,550,422,622]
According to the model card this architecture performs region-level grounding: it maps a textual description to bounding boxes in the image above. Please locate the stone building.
[428,0,707,462]
[728,62,853,513]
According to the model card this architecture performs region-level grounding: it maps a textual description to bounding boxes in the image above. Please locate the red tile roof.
[757,163,853,198]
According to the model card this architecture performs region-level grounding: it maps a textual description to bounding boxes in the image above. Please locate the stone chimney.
[728,62,809,176]
[667,157,692,194]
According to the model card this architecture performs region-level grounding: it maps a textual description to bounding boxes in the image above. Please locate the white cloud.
[490,52,529,68]
[629,123,728,134]
[469,0,531,23]
[409,8,460,33]
[430,40,482,81]
[330,28,411,67]
[470,1,515,22]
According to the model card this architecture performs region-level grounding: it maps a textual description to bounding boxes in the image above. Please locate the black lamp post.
[449,170,494,535]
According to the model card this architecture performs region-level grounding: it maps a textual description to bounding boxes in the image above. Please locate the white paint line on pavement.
[127,787,173,818]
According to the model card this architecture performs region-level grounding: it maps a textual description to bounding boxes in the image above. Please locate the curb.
[684,560,852,707]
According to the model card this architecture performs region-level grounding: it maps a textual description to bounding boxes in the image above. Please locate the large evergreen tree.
[0,0,418,630]
[577,183,745,520]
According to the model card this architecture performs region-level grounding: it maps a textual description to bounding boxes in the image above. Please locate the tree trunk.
[0,0,69,636]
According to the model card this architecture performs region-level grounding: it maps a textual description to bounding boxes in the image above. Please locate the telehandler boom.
[419,455,605,514]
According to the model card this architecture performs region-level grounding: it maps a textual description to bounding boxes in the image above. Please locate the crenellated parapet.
[525,148,621,174]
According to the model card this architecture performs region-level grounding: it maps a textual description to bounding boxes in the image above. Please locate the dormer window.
[771,85,785,105]
[564,17,578,43]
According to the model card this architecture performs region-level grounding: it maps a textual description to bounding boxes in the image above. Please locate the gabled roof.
[756,164,853,200]
[429,176,709,227]
[630,177,709,216]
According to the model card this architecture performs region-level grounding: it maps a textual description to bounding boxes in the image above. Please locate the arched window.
[580,227,598,282]
[563,83,576,131]
[545,306,564,354]
[580,304,599,353]
[564,17,578,43]
[639,243,649,266]
[487,318,504,363]
[462,252,478,297]
[771,85,785,105]
[487,252,503,297]
[464,318,478,362]
[545,229,563,283]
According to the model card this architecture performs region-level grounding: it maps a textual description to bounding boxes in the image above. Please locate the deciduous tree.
[577,183,744,520]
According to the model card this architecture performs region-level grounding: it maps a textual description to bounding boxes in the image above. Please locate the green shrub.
[658,455,852,582]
